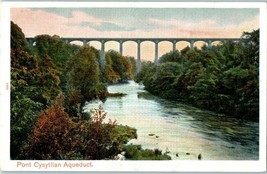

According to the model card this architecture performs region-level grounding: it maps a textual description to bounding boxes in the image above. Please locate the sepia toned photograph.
[1,1,266,172]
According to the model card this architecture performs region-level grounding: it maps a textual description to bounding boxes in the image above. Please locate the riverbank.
[84,81,259,160]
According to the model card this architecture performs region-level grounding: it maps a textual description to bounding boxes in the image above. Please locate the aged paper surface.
[0,1,266,172]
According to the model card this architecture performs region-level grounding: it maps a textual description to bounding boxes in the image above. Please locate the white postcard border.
[1,1,266,172]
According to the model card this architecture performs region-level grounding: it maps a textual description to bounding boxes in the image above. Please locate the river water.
[84,80,259,160]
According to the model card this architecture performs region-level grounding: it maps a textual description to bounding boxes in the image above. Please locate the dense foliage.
[22,100,137,160]
[11,21,45,159]
[10,21,140,160]
[123,145,171,160]
[66,46,107,102]
[104,50,134,83]
[136,30,259,120]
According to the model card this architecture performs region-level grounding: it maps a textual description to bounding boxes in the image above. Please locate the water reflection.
[85,81,259,160]
[145,94,259,154]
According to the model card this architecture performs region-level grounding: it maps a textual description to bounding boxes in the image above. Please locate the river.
[84,80,259,160]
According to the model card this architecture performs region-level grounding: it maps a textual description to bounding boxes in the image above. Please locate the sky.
[11,8,259,61]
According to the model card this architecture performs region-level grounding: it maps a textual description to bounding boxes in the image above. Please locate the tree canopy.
[10,21,138,160]
[136,29,259,120]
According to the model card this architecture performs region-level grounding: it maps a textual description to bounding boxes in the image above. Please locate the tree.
[148,62,184,100]
[22,96,72,160]
[106,50,133,82]
[10,21,44,159]
[37,54,61,105]
[135,61,154,84]
[21,101,138,160]
[66,46,107,102]
[136,29,259,120]
[33,34,79,94]
[70,105,137,160]
[158,50,181,64]
[33,35,76,70]
[11,21,154,160]
[103,54,121,83]
[240,29,259,67]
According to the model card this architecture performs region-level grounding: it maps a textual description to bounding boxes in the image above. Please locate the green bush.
[123,145,171,160]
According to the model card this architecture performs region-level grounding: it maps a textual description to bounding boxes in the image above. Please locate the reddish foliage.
[23,95,72,160]
[22,100,135,160]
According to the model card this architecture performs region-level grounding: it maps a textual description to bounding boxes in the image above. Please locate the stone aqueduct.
[26,37,240,72]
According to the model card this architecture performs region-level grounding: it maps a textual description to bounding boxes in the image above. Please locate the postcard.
[0,1,266,172]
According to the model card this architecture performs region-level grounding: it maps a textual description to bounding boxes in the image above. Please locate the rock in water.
[198,154,202,160]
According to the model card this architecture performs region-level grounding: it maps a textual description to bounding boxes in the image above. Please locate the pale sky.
[11,8,259,61]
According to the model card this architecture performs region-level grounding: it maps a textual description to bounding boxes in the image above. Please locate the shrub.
[123,145,171,160]
[22,95,72,160]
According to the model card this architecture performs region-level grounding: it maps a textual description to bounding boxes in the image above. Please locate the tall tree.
[10,21,43,159]
[66,46,107,102]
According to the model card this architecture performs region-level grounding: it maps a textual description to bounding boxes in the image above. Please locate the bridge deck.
[26,37,241,43]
